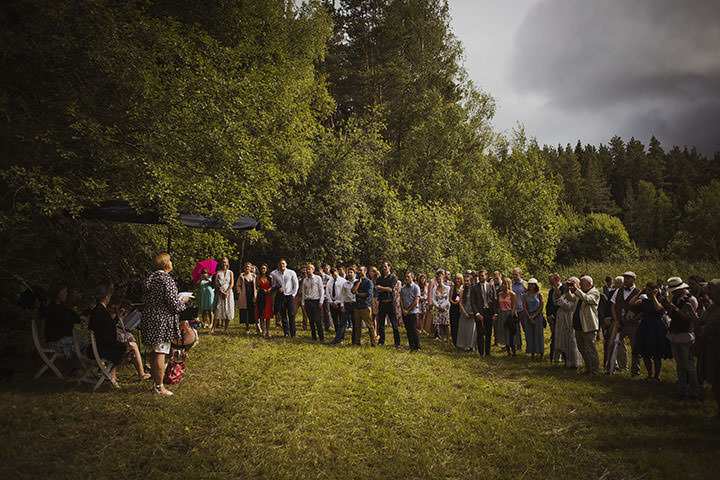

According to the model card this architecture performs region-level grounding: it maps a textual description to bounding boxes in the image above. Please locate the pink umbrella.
[191,259,218,284]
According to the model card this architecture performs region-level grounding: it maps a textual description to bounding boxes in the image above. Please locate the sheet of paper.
[178,292,195,301]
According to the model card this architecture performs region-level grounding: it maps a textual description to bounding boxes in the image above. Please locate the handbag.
[164,348,188,385]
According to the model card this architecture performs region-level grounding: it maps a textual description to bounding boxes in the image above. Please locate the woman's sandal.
[153,384,173,396]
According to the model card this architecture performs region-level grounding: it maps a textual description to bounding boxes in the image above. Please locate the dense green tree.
[608,135,627,202]
[556,212,637,264]
[581,146,618,215]
[670,180,720,261]
[647,136,665,187]
[487,130,560,271]
[0,0,333,286]
[623,180,675,251]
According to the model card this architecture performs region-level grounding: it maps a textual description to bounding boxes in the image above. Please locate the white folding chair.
[31,317,64,380]
[73,327,98,387]
[73,327,120,391]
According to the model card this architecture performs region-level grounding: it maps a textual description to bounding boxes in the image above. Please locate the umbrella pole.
[241,236,246,263]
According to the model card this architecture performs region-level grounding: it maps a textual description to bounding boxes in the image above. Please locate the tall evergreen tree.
[623,180,674,251]
[556,143,585,211]
[647,135,665,187]
[582,147,618,215]
[608,135,626,202]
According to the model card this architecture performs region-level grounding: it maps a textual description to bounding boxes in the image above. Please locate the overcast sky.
[449,0,720,155]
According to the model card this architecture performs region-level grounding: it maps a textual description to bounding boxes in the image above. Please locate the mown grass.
[1,316,719,480]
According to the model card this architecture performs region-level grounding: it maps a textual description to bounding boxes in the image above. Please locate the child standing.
[198,268,214,328]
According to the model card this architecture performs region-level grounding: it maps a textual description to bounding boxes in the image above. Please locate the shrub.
[556,213,637,264]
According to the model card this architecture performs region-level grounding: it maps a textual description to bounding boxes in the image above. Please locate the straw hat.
[524,278,541,289]
[667,276,689,294]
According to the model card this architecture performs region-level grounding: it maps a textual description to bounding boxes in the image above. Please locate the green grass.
[1,317,719,480]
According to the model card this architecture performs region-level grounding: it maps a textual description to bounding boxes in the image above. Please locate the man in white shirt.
[270,258,299,338]
[608,271,641,375]
[320,264,333,331]
[326,268,346,334]
[302,264,325,341]
[334,266,356,345]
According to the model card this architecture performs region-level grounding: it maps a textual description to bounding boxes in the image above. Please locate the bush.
[556,213,637,264]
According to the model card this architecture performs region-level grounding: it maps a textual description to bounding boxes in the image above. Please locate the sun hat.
[666,276,689,294]
[524,278,541,289]
[622,271,636,279]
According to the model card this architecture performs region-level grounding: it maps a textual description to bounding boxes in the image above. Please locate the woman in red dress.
[256,264,274,337]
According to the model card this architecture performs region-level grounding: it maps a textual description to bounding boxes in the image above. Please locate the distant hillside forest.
[1,0,718,291]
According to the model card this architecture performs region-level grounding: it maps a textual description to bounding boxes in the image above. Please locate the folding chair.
[31,317,64,380]
[73,327,120,391]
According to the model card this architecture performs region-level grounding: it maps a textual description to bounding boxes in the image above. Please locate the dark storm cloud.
[510,0,720,153]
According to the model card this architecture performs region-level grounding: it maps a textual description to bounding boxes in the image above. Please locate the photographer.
[696,279,720,418]
[567,276,601,375]
[662,277,700,399]
[629,282,671,381]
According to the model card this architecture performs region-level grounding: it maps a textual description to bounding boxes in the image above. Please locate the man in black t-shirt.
[375,261,400,347]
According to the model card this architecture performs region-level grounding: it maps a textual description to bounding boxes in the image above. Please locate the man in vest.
[608,271,642,376]
[470,269,496,356]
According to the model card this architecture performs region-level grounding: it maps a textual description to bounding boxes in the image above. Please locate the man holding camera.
[663,277,700,399]
[567,276,601,375]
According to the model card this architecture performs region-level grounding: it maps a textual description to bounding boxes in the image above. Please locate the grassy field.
[1,317,719,480]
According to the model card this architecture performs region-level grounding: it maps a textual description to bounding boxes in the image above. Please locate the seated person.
[88,283,150,381]
[44,284,82,360]
[108,298,138,344]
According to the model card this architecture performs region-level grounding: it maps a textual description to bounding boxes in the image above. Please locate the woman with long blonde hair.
[212,257,234,334]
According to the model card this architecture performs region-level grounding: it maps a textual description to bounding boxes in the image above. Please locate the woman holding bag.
[142,253,188,396]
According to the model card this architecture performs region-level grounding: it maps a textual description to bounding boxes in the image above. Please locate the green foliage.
[258,119,390,267]
[623,180,675,250]
[487,129,560,272]
[556,212,637,265]
[538,260,720,288]
[2,0,717,292]
[0,0,331,284]
[668,180,720,261]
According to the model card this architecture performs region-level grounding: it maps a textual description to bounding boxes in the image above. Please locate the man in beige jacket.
[567,275,601,375]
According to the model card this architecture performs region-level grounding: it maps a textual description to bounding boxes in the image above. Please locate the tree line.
[1,0,718,295]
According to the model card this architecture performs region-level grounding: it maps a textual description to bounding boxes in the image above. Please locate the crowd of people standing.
[41,252,720,415]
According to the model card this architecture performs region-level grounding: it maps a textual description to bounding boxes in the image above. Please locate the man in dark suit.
[471,269,496,356]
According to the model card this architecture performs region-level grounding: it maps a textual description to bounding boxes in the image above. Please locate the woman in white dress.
[432,269,451,346]
[552,276,583,368]
[457,275,477,350]
[212,257,235,334]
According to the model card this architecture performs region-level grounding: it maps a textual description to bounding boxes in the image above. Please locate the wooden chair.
[73,327,120,391]
[31,317,64,380]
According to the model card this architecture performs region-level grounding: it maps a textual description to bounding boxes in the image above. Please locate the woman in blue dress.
[631,282,671,380]
[521,278,545,359]
[198,268,215,328]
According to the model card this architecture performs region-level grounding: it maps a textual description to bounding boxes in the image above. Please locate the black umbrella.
[78,199,259,252]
